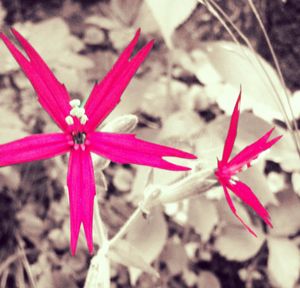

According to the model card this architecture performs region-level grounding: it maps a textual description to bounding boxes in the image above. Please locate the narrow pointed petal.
[221,91,241,163]
[0,133,70,166]
[84,28,140,119]
[84,38,154,131]
[229,128,282,170]
[222,183,257,236]
[0,32,70,131]
[226,180,272,228]
[89,132,196,171]
[67,149,96,255]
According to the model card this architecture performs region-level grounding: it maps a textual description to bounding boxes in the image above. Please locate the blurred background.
[0,0,299,287]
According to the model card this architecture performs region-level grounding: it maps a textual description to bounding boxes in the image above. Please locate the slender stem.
[94,196,107,246]
[109,208,142,247]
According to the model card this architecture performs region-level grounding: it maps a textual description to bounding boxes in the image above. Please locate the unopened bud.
[157,170,217,205]
[101,114,138,133]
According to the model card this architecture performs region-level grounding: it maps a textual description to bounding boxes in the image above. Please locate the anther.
[80,114,88,125]
[65,115,74,125]
[70,99,81,107]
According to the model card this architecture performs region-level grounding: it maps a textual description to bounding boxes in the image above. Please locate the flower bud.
[101,114,138,133]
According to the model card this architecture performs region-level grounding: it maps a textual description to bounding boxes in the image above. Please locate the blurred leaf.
[175,49,222,85]
[215,226,265,261]
[53,271,77,288]
[216,198,252,228]
[197,271,221,288]
[141,78,186,119]
[239,163,277,206]
[202,41,290,122]
[0,107,27,143]
[188,196,218,242]
[133,1,159,34]
[268,190,300,236]
[267,237,300,288]
[109,28,137,50]
[109,239,158,278]
[104,78,149,123]
[17,205,45,245]
[127,207,167,284]
[161,240,188,276]
[292,172,300,196]
[111,0,142,26]
[145,0,197,48]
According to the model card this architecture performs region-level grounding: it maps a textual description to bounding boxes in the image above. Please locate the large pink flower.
[215,91,282,235]
[0,29,196,254]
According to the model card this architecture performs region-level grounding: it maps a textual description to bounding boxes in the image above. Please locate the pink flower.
[215,91,282,235]
[0,29,196,254]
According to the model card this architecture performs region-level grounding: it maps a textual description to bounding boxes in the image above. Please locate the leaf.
[109,239,158,278]
[187,196,218,242]
[201,41,290,122]
[176,49,222,85]
[145,0,197,48]
[161,240,188,276]
[267,237,300,288]
[126,207,167,284]
[238,163,277,206]
[197,271,221,288]
[215,225,265,261]
[292,172,300,196]
[268,190,300,236]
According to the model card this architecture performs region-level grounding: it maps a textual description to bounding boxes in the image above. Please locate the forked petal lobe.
[84,35,154,131]
[221,91,241,163]
[0,32,70,131]
[89,132,196,171]
[67,149,96,255]
[0,133,70,166]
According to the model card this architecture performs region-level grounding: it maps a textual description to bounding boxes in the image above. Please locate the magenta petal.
[221,182,257,236]
[84,29,140,120]
[229,128,282,170]
[89,132,196,171]
[0,133,70,166]
[221,91,241,163]
[67,149,96,255]
[84,37,154,131]
[226,180,272,228]
[0,32,70,131]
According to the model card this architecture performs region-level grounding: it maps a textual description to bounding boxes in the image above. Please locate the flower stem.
[109,208,142,247]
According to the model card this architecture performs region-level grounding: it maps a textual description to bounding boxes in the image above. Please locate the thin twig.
[109,208,142,247]
[94,195,107,247]
[16,234,37,288]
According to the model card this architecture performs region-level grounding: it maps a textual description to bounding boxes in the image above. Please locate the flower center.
[73,132,86,145]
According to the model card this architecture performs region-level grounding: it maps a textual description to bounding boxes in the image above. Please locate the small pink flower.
[0,29,196,254]
[215,91,282,235]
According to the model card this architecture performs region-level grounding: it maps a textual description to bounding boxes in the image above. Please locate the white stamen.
[80,114,88,125]
[70,99,81,107]
[65,115,74,125]
[70,107,78,116]
[232,175,239,181]
[229,179,236,185]
[76,107,85,118]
